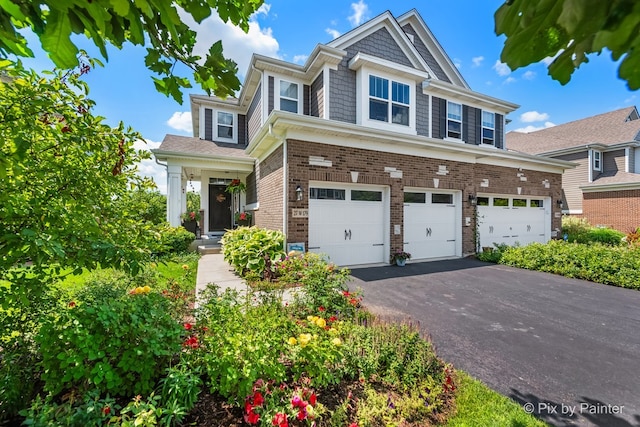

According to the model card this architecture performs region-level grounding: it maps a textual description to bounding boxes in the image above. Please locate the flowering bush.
[390,249,412,263]
[235,210,253,222]
[180,210,201,222]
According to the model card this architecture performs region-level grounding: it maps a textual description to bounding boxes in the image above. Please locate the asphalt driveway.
[349,258,640,427]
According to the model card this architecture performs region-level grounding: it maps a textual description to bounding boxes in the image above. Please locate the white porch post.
[167,164,183,226]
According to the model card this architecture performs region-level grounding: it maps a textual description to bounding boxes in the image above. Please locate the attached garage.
[308,183,389,266]
[477,195,550,248]
[403,189,462,260]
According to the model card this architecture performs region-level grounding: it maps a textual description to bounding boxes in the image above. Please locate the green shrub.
[499,240,640,289]
[220,226,286,278]
[37,283,183,397]
[20,390,118,427]
[574,227,624,246]
[154,224,195,256]
[476,243,510,263]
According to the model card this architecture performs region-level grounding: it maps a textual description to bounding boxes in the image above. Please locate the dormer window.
[217,112,233,140]
[369,75,410,126]
[447,101,462,139]
[279,80,299,113]
[482,111,495,145]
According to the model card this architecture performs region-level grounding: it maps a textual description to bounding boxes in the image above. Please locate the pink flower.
[291,395,303,408]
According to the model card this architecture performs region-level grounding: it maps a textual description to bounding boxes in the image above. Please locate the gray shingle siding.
[330,27,413,123]
[248,83,262,143]
[311,72,324,118]
[416,86,429,137]
[402,24,451,83]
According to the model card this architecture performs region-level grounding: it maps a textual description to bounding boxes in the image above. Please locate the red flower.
[245,410,260,425]
[329,316,337,322]
[349,298,359,306]
[253,391,265,407]
[272,412,288,427]
[245,400,253,414]
[291,395,303,408]
[309,393,317,406]
[348,424,359,427]
[342,291,350,297]
[318,306,325,312]
[296,408,307,421]
[102,405,111,416]
[184,323,193,330]
[239,212,247,220]
[183,336,199,349]
[68,301,76,308]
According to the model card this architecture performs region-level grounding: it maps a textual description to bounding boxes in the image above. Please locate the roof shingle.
[155,134,251,159]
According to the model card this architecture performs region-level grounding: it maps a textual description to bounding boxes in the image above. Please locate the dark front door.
[209,184,232,232]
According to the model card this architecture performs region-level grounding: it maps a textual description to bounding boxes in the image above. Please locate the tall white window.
[217,112,233,140]
[447,101,462,139]
[482,111,495,145]
[593,150,602,171]
[279,80,299,113]
[369,75,410,126]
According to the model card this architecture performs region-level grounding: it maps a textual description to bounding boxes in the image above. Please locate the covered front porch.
[152,139,255,235]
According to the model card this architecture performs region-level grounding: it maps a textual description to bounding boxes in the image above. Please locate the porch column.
[167,164,183,226]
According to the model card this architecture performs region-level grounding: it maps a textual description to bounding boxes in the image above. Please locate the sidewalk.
[195,253,246,296]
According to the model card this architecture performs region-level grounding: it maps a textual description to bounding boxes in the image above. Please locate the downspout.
[154,156,169,222]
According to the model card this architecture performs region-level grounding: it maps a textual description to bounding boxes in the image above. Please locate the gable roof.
[507,107,640,155]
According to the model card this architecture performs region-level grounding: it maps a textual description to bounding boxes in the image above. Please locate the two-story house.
[153,9,573,265]
[507,107,640,232]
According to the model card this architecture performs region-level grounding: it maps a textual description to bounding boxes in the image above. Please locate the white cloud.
[348,0,370,27]
[134,139,167,193]
[453,58,462,69]
[472,56,484,67]
[523,70,536,80]
[504,76,516,84]
[493,60,511,76]
[624,94,637,104]
[293,54,308,64]
[513,122,556,133]
[179,5,280,79]
[167,111,192,133]
[520,111,550,123]
[326,28,341,39]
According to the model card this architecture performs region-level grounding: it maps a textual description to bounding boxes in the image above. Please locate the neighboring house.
[153,9,573,266]
[506,107,640,232]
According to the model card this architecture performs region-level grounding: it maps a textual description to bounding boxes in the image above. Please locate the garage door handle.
[447,239,455,242]
[426,227,432,237]
[344,229,352,240]
[372,243,384,246]
[308,246,320,249]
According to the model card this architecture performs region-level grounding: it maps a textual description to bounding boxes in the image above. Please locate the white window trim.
[276,77,303,114]
[481,110,495,146]
[592,150,602,171]
[446,101,463,141]
[215,111,237,143]
[355,67,416,135]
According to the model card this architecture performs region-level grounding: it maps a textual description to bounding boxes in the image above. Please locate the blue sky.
[16,0,637,192]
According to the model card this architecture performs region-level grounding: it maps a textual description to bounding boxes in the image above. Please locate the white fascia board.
[424,79,519,114]
[152,149,254,170]
[580,181,640,192]
[252,111,575,173]
[348,53,431,81]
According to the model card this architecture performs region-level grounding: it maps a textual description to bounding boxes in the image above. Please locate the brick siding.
[582,190,640,232]
[285,139,562,254]
[255,146,284,231]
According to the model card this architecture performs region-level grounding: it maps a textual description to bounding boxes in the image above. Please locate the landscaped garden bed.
[2,227,546,426]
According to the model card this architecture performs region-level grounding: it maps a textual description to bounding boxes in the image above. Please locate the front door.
[209,184,232,232]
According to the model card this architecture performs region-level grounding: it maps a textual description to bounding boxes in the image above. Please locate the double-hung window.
[217,112,233,140]
[593,150,602,171]
[482,111,495,145]
[279,80,299,113]
[447,101,462,139]
[369,75,410,126]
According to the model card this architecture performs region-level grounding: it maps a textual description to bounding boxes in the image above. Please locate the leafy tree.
[0,0,264,103]
[0,61,155,304]
[117,189,167,225]
[495,0,640,89]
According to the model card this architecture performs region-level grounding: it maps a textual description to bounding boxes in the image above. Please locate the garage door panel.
[478,199,548,248]
[403,192,458,260]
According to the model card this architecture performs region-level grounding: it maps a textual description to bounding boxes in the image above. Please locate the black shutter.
[475,108,482,145]
[204,108,213,141]
[462,105,469,142]
[439,98,447,139]
[496,113,504,148]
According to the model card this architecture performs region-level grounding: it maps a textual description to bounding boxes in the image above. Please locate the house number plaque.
[292,209,309,218]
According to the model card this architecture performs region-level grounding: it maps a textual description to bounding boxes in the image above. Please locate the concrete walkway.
[196,253,246,296]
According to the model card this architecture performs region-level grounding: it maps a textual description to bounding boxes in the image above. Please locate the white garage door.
[308,184,387,266]
[403,190,460,259]
[477,195,549,248]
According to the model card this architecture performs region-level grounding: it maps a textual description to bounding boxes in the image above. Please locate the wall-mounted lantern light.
[557,199,564,209]
[468,194,477,206]
[296,185,303,201]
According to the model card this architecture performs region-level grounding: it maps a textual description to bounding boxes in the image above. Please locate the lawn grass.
[445,371,548,426]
